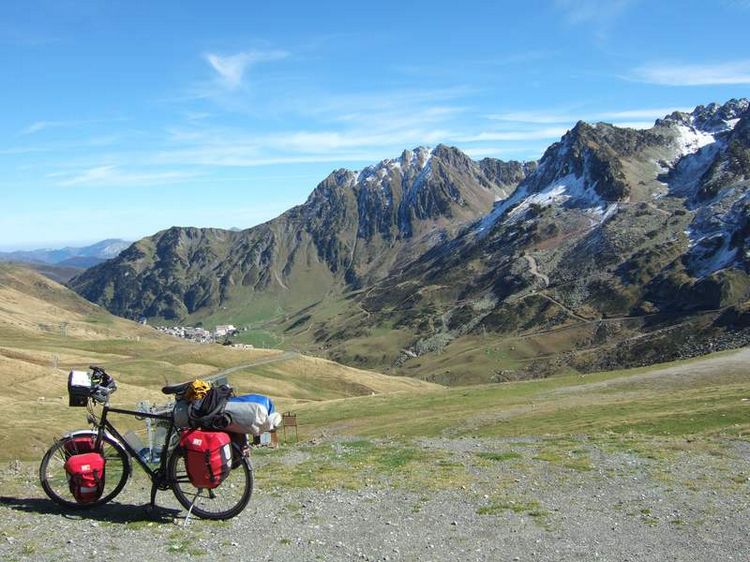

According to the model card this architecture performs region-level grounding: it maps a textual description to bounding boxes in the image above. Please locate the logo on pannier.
[81,464,91,471]
[192,438,203,446]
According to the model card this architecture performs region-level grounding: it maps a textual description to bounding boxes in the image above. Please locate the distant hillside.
[70,99,750,383]
[0,239,132,284]
[0,239,130,267]
[0,264,437,459]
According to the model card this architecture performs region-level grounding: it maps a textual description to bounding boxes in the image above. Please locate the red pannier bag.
[179,429,232,489]
[63,436,96,456]
[64,452,106,504]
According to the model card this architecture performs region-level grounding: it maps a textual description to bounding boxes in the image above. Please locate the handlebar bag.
[179,429,232,489]
[68,370,92,407]
[64,452,106,504]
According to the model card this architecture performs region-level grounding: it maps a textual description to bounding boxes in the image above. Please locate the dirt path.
[551,347,750,397]
[524,254,550,287]
[209,351,300,380]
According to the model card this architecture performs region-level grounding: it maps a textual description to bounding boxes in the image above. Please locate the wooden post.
[282,412,298,443]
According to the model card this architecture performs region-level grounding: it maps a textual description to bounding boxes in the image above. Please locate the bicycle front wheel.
[168,444,253,520]
[39,432,130,509]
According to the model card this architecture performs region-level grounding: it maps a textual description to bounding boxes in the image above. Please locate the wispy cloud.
[630,60,750,86]
[20,119,94,135]
[554,0,635,24]
[204,49,289,89]
[19,117,128,136]
[55,165,196,187]
[723,0,750,9]
[455,128,570,143]
[487,106,691,127]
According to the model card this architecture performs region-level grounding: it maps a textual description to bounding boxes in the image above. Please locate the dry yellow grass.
[0,265,437,459]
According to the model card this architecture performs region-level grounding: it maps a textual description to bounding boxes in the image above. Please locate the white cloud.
[19,117,128,136]
[597,108,690,120]
[204,49,288,89]
[630,60,750,86]
[456,127,571,143]
[20,119,88,135]
[462,146,538,159]
[723,0,750,9]
[21,121,55,135]
[486,106,692,127]
[486,111,574,124]
[554,0,635,26]
[56,165,195,187]
[607,121,654,130]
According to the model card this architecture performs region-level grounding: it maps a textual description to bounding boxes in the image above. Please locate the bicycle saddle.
[161,381,192,395]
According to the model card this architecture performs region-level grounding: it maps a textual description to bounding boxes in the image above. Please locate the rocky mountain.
[71,146,532,320]
[71,99,750,383]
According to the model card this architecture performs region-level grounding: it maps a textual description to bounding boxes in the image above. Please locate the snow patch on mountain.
[662,103,748,197]
[668,141,726,197]
[474,173,615,238]
[356,147,432,184]
[673,125,717,159]
[686,188,749,277]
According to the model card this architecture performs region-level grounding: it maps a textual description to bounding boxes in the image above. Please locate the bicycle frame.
[92,403,179,506]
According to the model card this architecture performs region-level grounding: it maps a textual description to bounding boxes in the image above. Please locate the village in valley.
[154,323,246,345]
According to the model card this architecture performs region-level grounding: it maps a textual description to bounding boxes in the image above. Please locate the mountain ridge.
[70,99,750,383]
[0,238,131,268]
[72,145,533,319]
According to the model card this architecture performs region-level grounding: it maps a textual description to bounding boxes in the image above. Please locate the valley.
[0,264,434,460]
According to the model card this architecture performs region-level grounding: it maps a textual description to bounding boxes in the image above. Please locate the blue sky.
[2,0,750,249]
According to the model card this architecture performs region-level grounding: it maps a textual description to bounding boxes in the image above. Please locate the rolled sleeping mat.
[228,393,275,414]
[222,400,283,435]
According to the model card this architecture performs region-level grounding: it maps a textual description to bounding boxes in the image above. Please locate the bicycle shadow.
[0,496,183,524]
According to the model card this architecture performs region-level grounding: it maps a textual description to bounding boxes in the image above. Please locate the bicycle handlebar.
[88,365,117,403]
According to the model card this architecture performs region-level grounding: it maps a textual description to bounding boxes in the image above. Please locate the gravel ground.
[1,437,749,561]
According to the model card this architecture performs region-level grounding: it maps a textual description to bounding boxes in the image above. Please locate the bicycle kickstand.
[149,481,158,508]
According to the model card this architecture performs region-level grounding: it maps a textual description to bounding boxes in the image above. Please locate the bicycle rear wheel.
[39,432,130,509]
[168,444,253,520]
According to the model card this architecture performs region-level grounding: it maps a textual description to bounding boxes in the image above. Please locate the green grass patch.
[476,451,522,462]
[256,441,472,492]
[477,496,547,520]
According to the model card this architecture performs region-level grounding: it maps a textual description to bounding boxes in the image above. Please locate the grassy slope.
[0,264,436,459]
[4,263,748,465]
[292,347,750,440]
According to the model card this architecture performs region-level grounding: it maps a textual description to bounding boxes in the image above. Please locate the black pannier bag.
[187,384,233,429]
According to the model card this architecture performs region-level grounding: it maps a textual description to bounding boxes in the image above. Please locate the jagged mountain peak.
[658,99,750,199]
[658,98,750,133]
[508,119,646,205]
[493,99,750,217]
[354,146,432,182]
[305,146,534,230]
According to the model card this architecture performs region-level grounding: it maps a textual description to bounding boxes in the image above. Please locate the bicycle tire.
[168,443,253,520]
[39,431,131,509]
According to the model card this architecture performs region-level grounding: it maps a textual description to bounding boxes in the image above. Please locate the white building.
[214,324,237,338]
